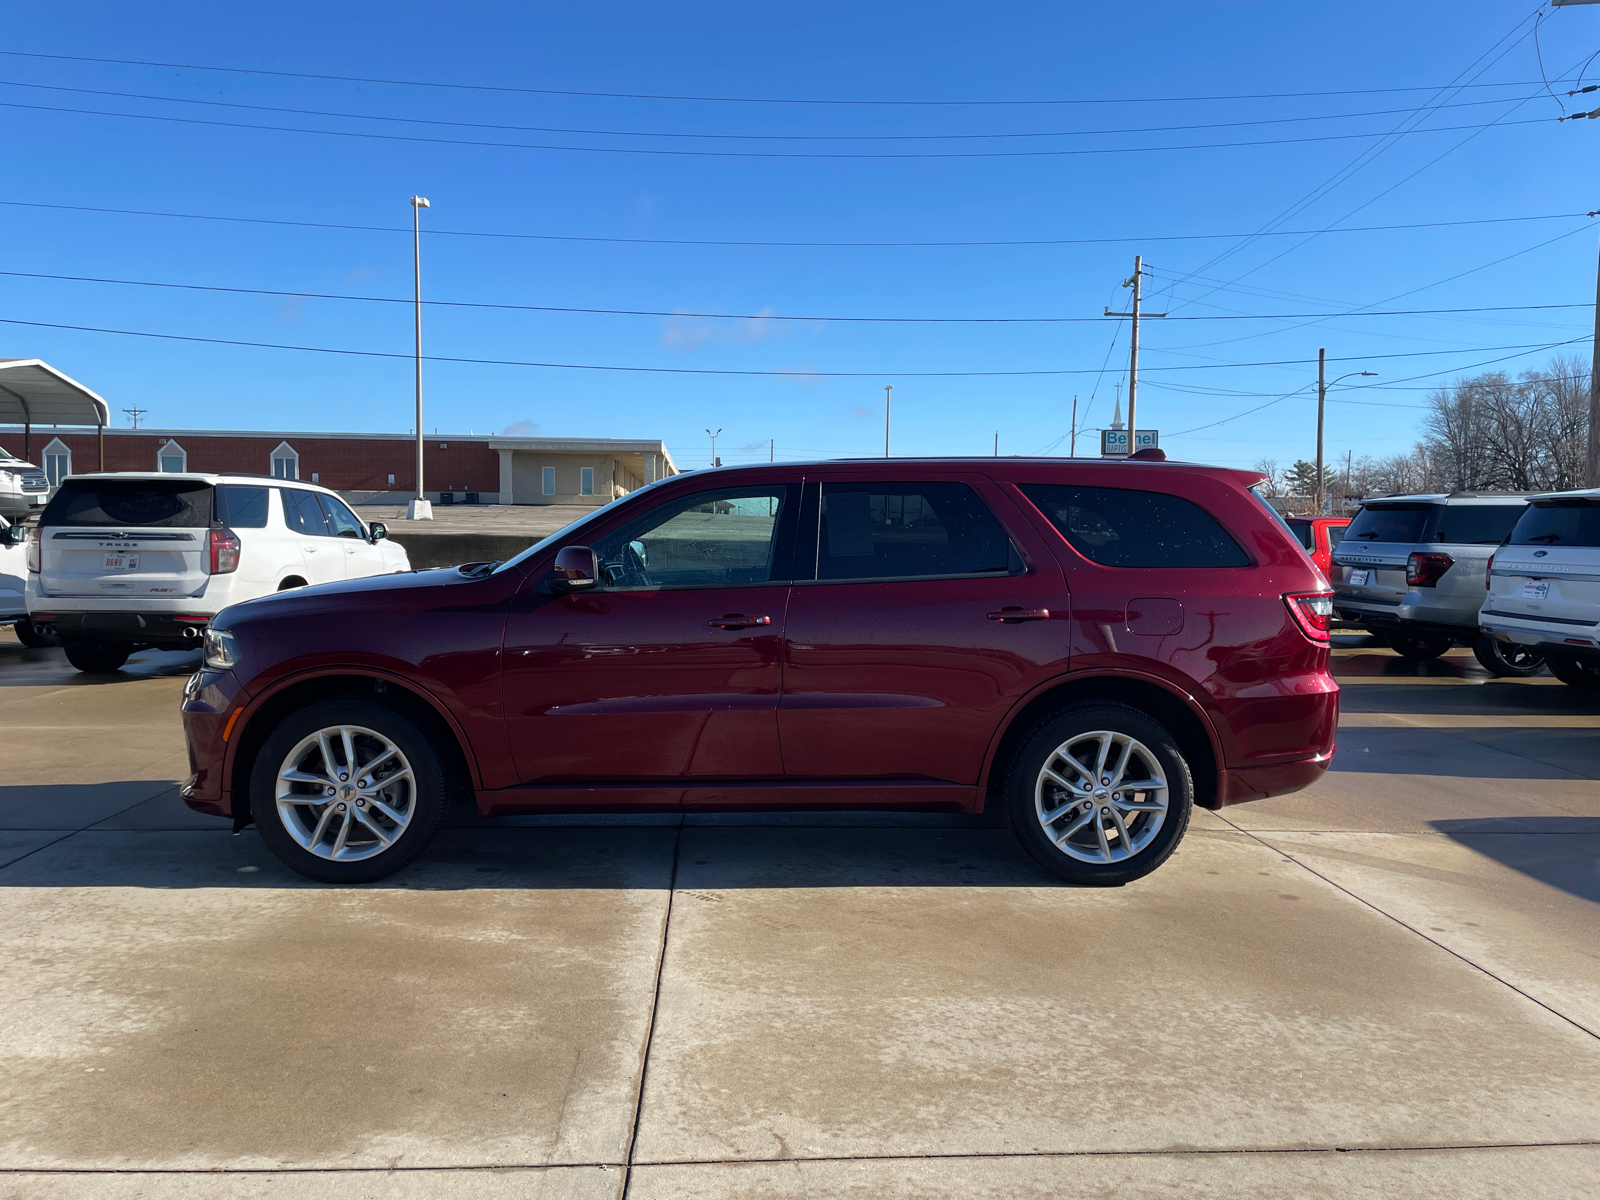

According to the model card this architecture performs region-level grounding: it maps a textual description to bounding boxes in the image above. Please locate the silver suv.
[1331,492,1539,675]
[0,444,48,520]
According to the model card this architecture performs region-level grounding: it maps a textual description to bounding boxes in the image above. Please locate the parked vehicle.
[1479,489,1600,688]
[27,473,410,674]
[0,517,50,647]
[1330,492,1541,676]
[0,445,49,521]
[180,458,1339,886]
[1285,515,1350,577]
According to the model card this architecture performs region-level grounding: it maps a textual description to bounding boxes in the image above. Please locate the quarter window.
[215,485,270,529]
[1021,484,1249,568]
[815,482,1013,581]
[591,486,791,589]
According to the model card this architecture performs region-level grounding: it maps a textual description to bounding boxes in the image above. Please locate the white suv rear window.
[42,479,212,528]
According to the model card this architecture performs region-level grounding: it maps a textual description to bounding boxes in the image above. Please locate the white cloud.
[503,419,541,435]
[658,307,782,353]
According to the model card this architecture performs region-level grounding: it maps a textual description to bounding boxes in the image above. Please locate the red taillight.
[1285,591,1333,643]
[208,528,240,575]
[1485,553,1494,592]
[1406,551,1453,588]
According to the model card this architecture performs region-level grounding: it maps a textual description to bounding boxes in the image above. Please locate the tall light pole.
[1316,351,1377,514]
[706,427,722,468]
[884,384,893,457]
[408,195,432,520]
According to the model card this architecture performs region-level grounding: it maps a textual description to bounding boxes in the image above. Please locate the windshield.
[1509,498,1600,547]
[1344,503,1434,544]
[491,483,667,574]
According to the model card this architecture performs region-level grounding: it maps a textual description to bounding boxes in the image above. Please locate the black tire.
[1384,632,1453,660]
[63,642,131,673]
[12,618,52,649]
[1545,651,1600,690]
[277,576,307,591]
[250,697,450,883]
[1472,636,1545,678]
[1004,702,1194,886]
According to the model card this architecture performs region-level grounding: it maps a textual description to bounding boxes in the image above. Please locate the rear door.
[317,493,387,579]
[37,478,212,599]
[280,488,344,585]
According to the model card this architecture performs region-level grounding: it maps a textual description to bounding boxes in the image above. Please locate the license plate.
[1520,580,1550,600]
[103,554,139,572]
[1348,569,1370,587]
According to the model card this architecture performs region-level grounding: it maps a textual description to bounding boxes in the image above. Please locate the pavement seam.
[1214,811,1600,1042]
[0,781,182,872]
[619,814,684,1200]
[5,1139,1599,1174]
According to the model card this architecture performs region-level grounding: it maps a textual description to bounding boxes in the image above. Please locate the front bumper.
[180,666,246,818]
[30,610,214,647]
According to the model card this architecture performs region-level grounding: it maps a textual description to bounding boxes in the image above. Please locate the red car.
[181,459,1338,885]
[1285,515,1350,578]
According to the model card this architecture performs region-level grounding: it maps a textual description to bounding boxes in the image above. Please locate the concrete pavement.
[0,630,1596,1197]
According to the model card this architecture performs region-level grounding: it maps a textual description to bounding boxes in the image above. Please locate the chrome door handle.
[708,614,772,630]
[986,607,1050,623]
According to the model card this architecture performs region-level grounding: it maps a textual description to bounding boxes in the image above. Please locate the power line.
[0,315,1580,377]
[0,99,1553,160]
[1,268,1588,324]
[2,198,1585,250]
[0,48,1571,107]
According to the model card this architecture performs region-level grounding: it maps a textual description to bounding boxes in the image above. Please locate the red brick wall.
[19,432,500,493]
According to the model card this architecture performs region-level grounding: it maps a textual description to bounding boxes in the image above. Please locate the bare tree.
[1252,458,1281,496]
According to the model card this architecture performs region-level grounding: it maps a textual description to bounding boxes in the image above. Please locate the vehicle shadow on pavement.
[0,643,202,686]
[1337,683,1600,718]
[1328,724,1600,779]
[1432,817,1600,905]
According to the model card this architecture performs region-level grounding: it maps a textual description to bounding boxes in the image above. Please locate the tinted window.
[1326,525,1346,550]
[1022,484,1248,568]
[816,482,1011,580]
[283,489,330,536]
[1286,520,1315,549]
[215,485,270,529]
[1432,504,1526,545]
[592,486,789,588]
[1509,499,1600,548]
[1344,503,1435,544]
[318,494,365,539]
[42,479,212,528]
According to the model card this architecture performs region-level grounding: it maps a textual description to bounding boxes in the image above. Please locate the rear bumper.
[1216,750,1334,807]
[30,610,212,647]
[1480,615,1600,657]
[1332,597,1478,639]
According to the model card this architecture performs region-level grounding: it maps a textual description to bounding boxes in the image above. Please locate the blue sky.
[3,1,1597,472]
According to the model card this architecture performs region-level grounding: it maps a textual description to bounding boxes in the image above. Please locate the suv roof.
[63,471,347,498]
[1359,492,1534,507]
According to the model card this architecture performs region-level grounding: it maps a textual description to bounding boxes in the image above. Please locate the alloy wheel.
[275,724,415,861]
[1035,730,1169,864]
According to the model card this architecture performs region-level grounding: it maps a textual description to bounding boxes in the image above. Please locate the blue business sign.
[1100,429,1159,457]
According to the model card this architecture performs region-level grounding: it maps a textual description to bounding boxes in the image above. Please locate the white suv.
[25,473,411,673]
[1479,488,1600,688]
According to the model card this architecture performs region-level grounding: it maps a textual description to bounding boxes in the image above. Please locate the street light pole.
[408,195,432,520]
[706,427,722,468]
[1317,361,1378,513]
[884,384,893,457]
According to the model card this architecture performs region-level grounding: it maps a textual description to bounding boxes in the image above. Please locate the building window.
[542,466,556,496]
[158,441,187,472]
[271,441,298,480]
[42,438,70,487]
[387,474,395,486]
[581,467,594,496]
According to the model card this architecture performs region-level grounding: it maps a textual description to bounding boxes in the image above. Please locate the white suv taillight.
[25,527,39,574]
[1284,591,1333,643]
[208,528,241,574]
[1485,553,1495,592]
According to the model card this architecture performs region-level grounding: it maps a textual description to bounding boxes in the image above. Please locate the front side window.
[282,489,330,536]
[1021,484,1249,568]
[591,486,790,589]
[318,494,365,539]
[815,481,1013,581]
[581,467,595,496]
[542,466,557,496]
[1509,498,1600,547]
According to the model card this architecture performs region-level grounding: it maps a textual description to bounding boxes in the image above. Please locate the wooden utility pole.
[1316,348,1327,514]
[1104,256,1165,455]
[1588,233,1600,487]
[1069,394,1078,457]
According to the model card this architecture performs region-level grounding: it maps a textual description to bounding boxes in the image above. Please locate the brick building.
[0,426,677,507]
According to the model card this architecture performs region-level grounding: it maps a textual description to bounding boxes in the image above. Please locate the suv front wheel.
[250,698,451,883]
[1004,702,1193,886]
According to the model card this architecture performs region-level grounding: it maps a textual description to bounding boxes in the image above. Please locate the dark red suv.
[181,459,1338,885]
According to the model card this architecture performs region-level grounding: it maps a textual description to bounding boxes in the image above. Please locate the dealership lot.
[0,633,1595,1197]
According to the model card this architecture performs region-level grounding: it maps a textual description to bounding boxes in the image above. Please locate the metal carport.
[0,360,112,468]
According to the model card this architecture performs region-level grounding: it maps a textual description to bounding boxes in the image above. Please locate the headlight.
[203,628,241,671]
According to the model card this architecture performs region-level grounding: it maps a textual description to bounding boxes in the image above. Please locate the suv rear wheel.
[1472,636,1545,678]
[63,642,131,673]
[1004,702,1193,886]
[250,698,450,883]
[1545,652,1600,690]
[1384,632,1453,660]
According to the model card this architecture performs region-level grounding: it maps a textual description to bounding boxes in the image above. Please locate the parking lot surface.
[0,631,1595,1198]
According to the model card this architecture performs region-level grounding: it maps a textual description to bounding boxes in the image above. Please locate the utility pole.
[1105,255,1165,455]
[121,406,146,430]
[994,432,999,456]
[1589,232,1600,486]
[1069,395,1078,457]
[1317,348,1327,514]
[884,384,893,457]
[770,438,774,462]
[408,195,432,520]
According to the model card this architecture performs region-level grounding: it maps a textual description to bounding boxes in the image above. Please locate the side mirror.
[369,521,388,543]
[2,524,27,546]
[550,545,599,592]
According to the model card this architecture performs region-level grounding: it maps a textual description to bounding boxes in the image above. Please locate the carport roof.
[0,359,111,426]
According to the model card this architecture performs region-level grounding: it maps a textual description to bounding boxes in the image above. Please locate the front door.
[502,482,798,784]
[778,477,1070,785]
[280,488,345,586]
[316,492,387,579]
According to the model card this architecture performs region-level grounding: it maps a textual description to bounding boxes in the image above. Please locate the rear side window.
[215,485,270,529]
[1344,504,1434,544]
[41,479,212,528]
[1432,504,1526,545]
[1286,520,1315,549]
[1509,499,1600,547]
[816,482,1012,580]
[1021,484,1248,568]
[282,489,330,536]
